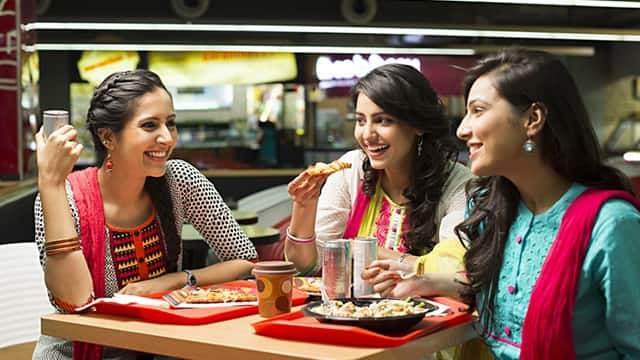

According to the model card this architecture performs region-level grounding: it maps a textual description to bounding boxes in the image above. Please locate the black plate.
[302,298,437,334]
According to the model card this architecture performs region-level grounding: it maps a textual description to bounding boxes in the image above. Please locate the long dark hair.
[351,63,459,255]
[454,48,634,329]
[86,69,180,272]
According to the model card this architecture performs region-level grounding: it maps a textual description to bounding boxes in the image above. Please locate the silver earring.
[523,138,536,153]
[417,136,423,157]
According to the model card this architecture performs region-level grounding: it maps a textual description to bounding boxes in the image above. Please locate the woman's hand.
[117,273,183,296]
[35,125,83,187]
[361,259,421,298]
[287,171,329,206]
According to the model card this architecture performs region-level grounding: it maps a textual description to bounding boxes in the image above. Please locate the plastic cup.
[252,261,297,318]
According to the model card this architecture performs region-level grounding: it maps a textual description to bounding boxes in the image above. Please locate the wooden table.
[41,308,477,360]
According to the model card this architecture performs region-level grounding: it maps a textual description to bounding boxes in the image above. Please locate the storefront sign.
[315,54,420,81]
[149,52,297,86]
[77,51,140,85]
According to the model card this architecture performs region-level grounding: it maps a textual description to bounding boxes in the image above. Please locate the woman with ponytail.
[33,69,257,359]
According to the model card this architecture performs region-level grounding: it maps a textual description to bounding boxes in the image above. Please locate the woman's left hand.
[117,275,181,296]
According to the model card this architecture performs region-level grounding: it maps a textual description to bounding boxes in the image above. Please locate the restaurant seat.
[237,185,292,228]
[254,216,290,261]
[0,242,54,357]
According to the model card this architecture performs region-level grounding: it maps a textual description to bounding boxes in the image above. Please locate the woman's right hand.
[36,125,83,187]
[287,171,329,205]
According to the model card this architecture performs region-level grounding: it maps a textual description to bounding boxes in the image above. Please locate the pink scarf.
[67,167,106,360]
[520,188,640,359]
[343,183,369,239]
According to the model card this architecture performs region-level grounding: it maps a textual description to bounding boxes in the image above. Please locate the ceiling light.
[24,22,640,42]
[25,43,476,55]
[434,0,640,8]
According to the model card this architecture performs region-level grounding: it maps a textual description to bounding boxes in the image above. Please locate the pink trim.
[486,330,521,349]
[343,183,370,239]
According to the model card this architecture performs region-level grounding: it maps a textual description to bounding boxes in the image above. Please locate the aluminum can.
[352,237,377,298]
[43,110,69,140]
[321,239,352,299]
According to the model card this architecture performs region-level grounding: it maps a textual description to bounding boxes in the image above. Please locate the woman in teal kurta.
[481,183,640,358]
[364,48,640,360]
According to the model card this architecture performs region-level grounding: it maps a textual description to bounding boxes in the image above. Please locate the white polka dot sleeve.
[166,160,257,261]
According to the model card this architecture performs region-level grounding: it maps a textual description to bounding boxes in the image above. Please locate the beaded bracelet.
[285,227,316,244]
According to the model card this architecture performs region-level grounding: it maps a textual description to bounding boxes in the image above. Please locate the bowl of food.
[302,297,437,334]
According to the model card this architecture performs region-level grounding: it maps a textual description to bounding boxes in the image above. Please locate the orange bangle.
[46,237,80,246]
[45,241,80,250]
[46,245,82,256]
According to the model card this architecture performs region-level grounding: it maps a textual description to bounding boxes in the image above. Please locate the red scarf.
[520,188,640,359]
[67,167,106,360]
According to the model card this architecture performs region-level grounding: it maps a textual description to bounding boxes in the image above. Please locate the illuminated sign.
[315,54,421,81]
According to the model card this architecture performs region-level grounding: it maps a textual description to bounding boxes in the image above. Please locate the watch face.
[185,270,197,286]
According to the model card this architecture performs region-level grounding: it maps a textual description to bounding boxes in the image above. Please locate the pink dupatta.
[520,188,640,360]
[67,167,106,360]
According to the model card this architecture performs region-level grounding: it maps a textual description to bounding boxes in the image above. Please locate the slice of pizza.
[184,287,257,303]
[306,160,352,176]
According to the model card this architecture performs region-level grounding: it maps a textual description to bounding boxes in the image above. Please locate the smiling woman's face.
[354,93,420,173]
[456,75,529,177]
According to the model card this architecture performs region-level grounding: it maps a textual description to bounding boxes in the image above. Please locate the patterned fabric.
[108,209,167,288]
[32,159,257,360]
[351,179,411,253]
[476,183,640,359]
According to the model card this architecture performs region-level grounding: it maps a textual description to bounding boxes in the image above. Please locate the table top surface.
[41,305,476,360]
[231,210,259,225]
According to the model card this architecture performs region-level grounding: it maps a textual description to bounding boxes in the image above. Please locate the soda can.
[43,110,69,140]
[352,237,377,298]
[321,239,352,299]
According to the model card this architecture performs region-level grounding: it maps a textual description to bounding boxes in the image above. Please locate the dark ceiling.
[34,0,640,50]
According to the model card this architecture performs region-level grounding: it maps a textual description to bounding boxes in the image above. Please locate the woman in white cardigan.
[286,63,472,276]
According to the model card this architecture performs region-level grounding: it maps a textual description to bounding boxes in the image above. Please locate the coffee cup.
[252,261,297,318]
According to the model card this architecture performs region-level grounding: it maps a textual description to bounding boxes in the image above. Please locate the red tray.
[94,280,308,325]
[251,297,472,348]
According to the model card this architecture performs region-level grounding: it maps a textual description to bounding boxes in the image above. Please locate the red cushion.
[255,216,291,261]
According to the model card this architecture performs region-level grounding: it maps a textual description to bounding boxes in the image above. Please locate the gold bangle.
[45,240,80,250]
[46,245,82,256]
[46,237,80,246]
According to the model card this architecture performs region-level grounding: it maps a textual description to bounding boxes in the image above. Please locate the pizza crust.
[306,160,352,176]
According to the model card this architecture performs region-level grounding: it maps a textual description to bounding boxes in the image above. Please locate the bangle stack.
[45,236,82,256]
[286,227,316,244]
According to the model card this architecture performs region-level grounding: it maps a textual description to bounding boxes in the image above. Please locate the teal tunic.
[475,183,640,359]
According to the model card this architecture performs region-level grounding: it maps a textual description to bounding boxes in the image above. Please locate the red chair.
[254,216,290,261]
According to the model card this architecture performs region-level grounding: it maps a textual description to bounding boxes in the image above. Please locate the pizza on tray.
[183,287,257,304]
[293,277,321,294]
[305,160,351,176]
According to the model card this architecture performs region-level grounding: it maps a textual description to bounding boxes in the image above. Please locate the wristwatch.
[183,269,197,287]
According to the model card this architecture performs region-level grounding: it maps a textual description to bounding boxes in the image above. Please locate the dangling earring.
[105,152,113,174]
[417,135,423,157]
[523,138,536,153]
